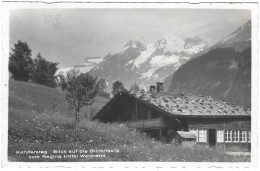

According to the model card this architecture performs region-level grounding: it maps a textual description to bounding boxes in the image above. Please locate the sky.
[10,9,251,68]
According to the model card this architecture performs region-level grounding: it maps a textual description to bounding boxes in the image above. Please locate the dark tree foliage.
[97,78,107,92]
[31,53,59,87]
[57,71,99,127]
[112,81,126,96]
[9,40,34,81]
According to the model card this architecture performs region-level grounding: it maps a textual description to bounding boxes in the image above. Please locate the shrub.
[112,81,126,96]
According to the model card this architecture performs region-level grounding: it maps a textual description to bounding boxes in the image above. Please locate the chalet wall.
[187,118,251,152]
[137,101,160,120]
[187,118,251,130]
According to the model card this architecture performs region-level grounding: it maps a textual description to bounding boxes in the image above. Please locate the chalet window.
[217,130,224,142]
[224,130,232,142]
[198,129,207,142]
[240,130,247,142]
[189,129,198,142]
[248,131,251,142]
[232,130,239,142]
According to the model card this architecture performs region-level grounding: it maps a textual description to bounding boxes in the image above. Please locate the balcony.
[121,118,163,129]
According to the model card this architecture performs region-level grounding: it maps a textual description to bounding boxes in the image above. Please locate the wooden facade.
[93,91,251,152]
[186,118,251,152]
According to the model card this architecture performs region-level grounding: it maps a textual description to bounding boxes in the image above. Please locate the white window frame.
[198,129,207,142]
[189,129,198,142]
[217,130,224,142]
[224,130,232,143]
[232,130,240,143]
[239,130,247,143]
[248,131,251,142]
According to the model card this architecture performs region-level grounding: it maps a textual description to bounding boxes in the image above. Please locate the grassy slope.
[8,80,250,162]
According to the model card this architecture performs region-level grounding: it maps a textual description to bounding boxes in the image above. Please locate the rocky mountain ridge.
[167,20,251,108]
[89,33,208,91]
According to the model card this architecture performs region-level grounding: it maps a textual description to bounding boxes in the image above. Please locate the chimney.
[149,86,156,93]
[157,82,164,92]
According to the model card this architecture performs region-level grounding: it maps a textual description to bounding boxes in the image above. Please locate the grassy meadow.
[8,80,250,162]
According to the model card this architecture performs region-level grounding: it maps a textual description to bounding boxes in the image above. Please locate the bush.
[112,81,126,96]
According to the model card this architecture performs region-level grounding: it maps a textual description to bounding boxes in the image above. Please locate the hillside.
[216,19,251,49]
[8,80,249,162]
[9,80,109,118]
[164,20,251,91]
[168,48,251,108]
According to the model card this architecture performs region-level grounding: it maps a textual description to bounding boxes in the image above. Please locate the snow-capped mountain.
[132,34,207,89]
[89,33,208,91]
[57,57,103,75]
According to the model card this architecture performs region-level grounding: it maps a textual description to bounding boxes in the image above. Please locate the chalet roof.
[93,91,250,120]
[127,91,250,118]
[177,131,197,139]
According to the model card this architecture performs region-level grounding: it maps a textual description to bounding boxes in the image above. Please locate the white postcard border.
[1,1,259,169]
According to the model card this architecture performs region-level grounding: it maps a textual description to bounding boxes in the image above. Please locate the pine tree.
[9,40,34,81]
[31,53,58,87]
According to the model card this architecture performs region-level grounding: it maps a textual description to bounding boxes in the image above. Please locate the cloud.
[9,9,251,68]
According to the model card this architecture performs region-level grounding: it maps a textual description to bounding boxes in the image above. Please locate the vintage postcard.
[1,0,259,169]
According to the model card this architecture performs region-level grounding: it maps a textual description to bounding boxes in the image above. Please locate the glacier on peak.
[88,33,207,91]
[133,43,155,68]
[131,33,206,68]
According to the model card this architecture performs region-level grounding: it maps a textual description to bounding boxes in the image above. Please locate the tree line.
[9,40,59,87]
[9,40,141,136]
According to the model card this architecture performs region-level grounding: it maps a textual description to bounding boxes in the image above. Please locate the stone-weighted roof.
[128,91,250,117]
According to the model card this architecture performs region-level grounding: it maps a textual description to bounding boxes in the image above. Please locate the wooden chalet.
[93,84,251,152]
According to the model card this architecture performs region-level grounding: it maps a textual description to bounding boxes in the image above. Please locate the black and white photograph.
[1,1,259,167]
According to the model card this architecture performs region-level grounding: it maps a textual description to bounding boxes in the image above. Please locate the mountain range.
[89,33,208,91]
[168,20,251,108]
[56,19,251,108]
[164,19,251,91]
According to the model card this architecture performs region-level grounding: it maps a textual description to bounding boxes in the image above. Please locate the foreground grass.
[8,80,250,162]
[8,110,250,162]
